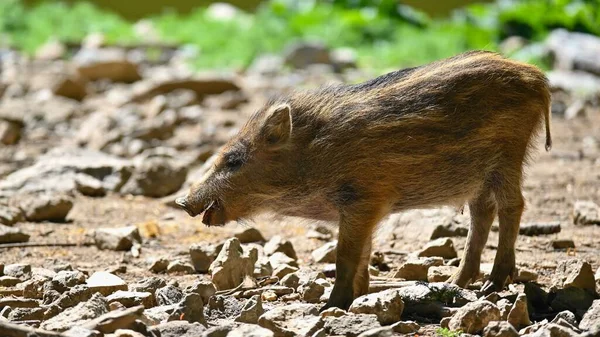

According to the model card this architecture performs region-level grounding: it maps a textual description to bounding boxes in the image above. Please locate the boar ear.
[262,103,292,145]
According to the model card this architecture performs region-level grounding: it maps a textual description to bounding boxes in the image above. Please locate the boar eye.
[224,152,245,171]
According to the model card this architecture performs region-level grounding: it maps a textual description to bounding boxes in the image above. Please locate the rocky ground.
[1,29,600,337]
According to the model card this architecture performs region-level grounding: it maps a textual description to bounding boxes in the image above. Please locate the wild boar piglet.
[177,50,552,310]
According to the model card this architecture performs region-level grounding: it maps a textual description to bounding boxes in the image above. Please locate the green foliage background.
[1,0,598,70]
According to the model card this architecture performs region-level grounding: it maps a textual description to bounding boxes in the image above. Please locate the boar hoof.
[320,296,353,312]
[481,279,506,294]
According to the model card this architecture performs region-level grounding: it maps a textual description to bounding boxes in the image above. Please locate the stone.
[417,238,457,259]
[130,75,241,103]
[234,227,266,243]
[553,258,596,292]
[269,252,298,270]
[235,294,263,324]
[166,260,196,274]
[52,75,88,101]
[94,226,142,251]
[258,303,320,337]
[149,258,169,273]
[280,273,300,289]
[35,40,66,60]
[41,293,108,331]
[0,120,22,145]
[546,29,600,76]
[331,47,357,71]
[507,293,532,329]
[357,326,393,337]
[0,276,21,286]
[0,224,29,243]
[497,298,513,320]
[483,321,519,337]
[284,41,331,69]
[209,238,256,290]
[190,243,219,273]
[550,287,594,318]
[142,304,178,324]
[573,201,600,226]
[322,314,382,337]
[391,321,420,334]
[264,236,297,260]
[0,148,133,197]
[312,241,337,263]
[448,300,501,334]
[300,278,330,304]
[74,48,141,83]
[120,156,187,198]
[4,263,31,280]
[580,300,600,330]
[519,222,562,236]
[149,320,207,337]
[552,311,578,327]
[427,266,457,283]
[273,264,298,280]
[173,293,205,324]
[184,280,216,305]
[129,277,166,295]
[552,239,576,250]
[349,288,405,325]
[86,272,128,296]
[0,204,23,226]
[320,307,347,318]
[156,285,183,306]
[430,222,468,239]
[7,307,45,321]
[51,285,94,310]
[0,297,39,308]
[393,257,444,281]
[114,329,146,337]
[515,268,539,283]
[16,194,73,222]
[52,270,87,288]
[106,291,154,308]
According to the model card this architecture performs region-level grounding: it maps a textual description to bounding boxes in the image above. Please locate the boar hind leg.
[353,234,372,298]
[321,209,382,311]
[449,186,496,287]
[482,172,524,293]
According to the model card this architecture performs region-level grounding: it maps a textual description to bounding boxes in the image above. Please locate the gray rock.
[0,224,29,243]
[52,270,86,288]
[398,282,476,318]
[0,204,23,226]
[312,241,337,263]
[417,238,457,259]
[547,70,600,98]
[357,326,393,337]
[149,320,207,337]
[0,275,21,286]
[284,41,331,69]
[0,148,133,197]
[3,263,31,280]
[322,314,382,337]
[86,271,128,296]
[552,311,578,327]
[258,303,320,337]
[573,201,600,226]
[349,288,405,325]
[519,222,562,236]
[522,323,580,337]
[209,238,256,290]
[235,294,263,324]
[234,227,266,243]
[515,268,539,283]
[203,323,274,337]
[142,304,178,324]
[580,300,600,331]
[130,277,166,294]
[0,120,22,145]
[264,236,297,260]
[106,290,154,308]
[483,321,519,337]
[16,193,73,222]
[552,239,576,250]
[41,293,109,331]
[156,284,184,306]
[546,29,600,76]
[331,47,357,71]
[7,307,45,321]
[553,258,596,292]
[190,243,219,273]
[149,257,170,273]
[74,47,141,83]
[507,293,532,329]
[120,156,187,198]
[448,300,501,334]
[427,266,457,283]
[269,252,298,270]
[173,293,205,324]
[280,273,300,289]
[393,257,444,281]
[300,278,329,304]
[430,222,468,239]
[51,285,94,310]
[391,321,420,334]
[184,280,216,305]
[273,264,298,280]
[166,260,196,274]
[94,226,142,251]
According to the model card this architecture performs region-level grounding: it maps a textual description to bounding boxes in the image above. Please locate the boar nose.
[175,196,196,217]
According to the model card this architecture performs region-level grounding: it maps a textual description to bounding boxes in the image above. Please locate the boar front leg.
[321,207,383,311]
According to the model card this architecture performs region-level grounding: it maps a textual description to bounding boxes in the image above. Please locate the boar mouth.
[202,200,226,227]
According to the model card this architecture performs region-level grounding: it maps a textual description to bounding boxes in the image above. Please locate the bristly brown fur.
[180,50,552,309]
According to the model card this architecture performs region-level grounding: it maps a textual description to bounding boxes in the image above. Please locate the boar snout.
[175,195,198,217]
[175,194,226,227]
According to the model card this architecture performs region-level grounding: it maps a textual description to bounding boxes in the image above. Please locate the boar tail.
[544,105,552,151]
